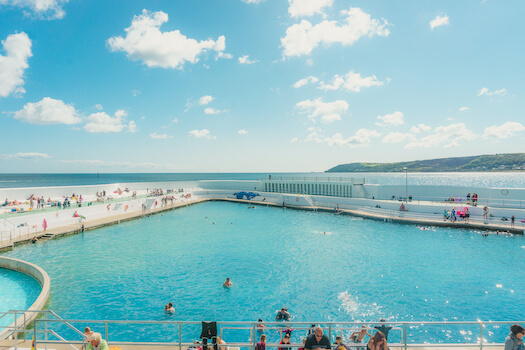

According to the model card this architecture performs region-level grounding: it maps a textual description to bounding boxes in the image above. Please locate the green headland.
[326,153,525,172]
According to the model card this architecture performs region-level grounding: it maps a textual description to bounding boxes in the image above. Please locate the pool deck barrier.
[0,195,523,252]
[0,340,506,350]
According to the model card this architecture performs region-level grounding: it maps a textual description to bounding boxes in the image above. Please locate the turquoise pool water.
[1,201,524,343]
[0,268,41,328]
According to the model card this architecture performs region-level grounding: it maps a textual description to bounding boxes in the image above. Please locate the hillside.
[326,153,525,172]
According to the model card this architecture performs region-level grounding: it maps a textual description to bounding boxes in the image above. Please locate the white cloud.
[375,111,404,127]
[459,106,469,111]
[0,152,51,160]
[0,32,32,98]
[0,0,68,20]
[172,118,179,123]
[305,59,313,66]
[319,70,383,92]
[238,55,258,64]
[322,129,381,147]
[291,137,299,143]
[238,129,248,134]
[483,122,525,139]
[296,97,348,123]
[132,89,141,96]
[292,76,318,88]
[150,132,172,139]
[199,95,214,105]
[405,123,476,149]
[127,120,138,133]
[478,87,507,96]
[382,132,414,143]
[288,0,333,18]
[14,97,81,125]
[429,15,450,30]
[107,10,230,69]
[189,129,216,139]
[241,0,264,3]
[410,124,431,133]
[95,104,103,110]
[281,7,390,58]
[84,109,135,133]
[204,107,223,115]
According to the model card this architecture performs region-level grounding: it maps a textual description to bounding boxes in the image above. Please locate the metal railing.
[268,177,365,184]
[1,312,520,350]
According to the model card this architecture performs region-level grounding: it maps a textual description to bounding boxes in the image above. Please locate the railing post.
[479,322,483,350]
[404,323,407,350]
[14,311,18,350]
[328,323,332,345]
[105,321,108,342]
[34,319,38,350]
[252,322,256,350]
[178,322,182,350]
[44,310,48,350]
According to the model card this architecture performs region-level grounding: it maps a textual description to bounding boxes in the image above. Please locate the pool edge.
[0,256,51,340]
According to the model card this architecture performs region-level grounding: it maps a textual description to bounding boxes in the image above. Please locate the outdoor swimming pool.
[0,268,41,328]
[1,201,523,343]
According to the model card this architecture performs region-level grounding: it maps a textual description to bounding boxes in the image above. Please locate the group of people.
[466,193,479,206]
[255,324,390,350]
[444,207,471,222]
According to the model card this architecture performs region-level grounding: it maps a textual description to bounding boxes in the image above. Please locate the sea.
[1,172,525,189]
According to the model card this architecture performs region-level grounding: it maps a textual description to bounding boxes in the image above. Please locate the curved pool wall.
[0,256,51,340]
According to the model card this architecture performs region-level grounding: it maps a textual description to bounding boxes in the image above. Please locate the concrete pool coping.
[0,256,51,340]
[0,196,523,253]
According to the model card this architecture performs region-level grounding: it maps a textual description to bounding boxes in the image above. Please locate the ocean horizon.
[2,172,525,189]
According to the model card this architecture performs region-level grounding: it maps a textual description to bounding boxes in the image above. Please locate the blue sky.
[0,0,524,173]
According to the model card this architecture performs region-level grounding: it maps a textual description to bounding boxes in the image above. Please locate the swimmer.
[165,302,175,313]
[223,277,233,287]
[275,307,291,321]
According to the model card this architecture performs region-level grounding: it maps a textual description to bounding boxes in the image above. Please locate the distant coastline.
[326,153,525,173]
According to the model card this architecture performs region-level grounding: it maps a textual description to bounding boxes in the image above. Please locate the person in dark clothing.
[374,320,392,341]
[305,327,331,350]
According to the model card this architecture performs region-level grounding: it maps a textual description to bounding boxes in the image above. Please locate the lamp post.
[404,167,408,203]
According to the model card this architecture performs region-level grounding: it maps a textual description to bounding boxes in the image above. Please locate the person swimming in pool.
[223,278,233,287]
[165,302,175,313]
[276,308,291,321]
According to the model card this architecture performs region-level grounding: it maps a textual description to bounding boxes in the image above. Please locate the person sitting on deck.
[304,326,331,350]
[279,333,292,350]
[504,324,525,350]
[256,334,267,350]
[86,332,108,350]
[367,331,387,350]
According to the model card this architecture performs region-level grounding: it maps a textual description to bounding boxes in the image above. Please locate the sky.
[0,0,524,173]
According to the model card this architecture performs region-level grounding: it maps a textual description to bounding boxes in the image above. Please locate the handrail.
[24,316,525,350]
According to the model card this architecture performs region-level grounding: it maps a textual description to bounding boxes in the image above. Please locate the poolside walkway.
[217,198,525,234]
[0,198,208,251]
